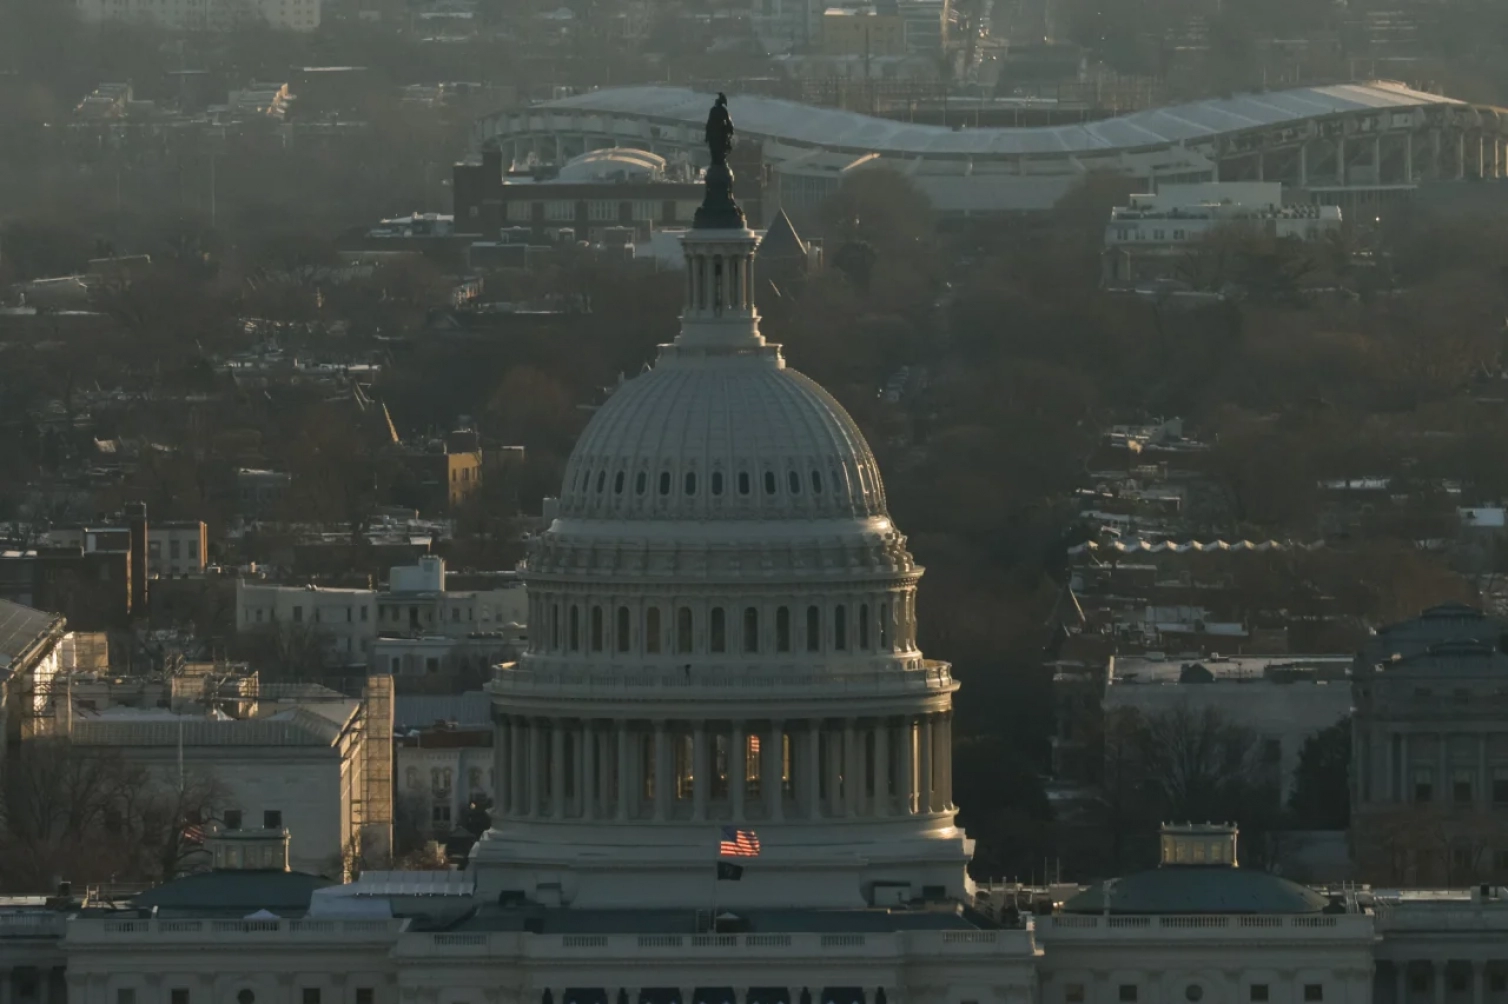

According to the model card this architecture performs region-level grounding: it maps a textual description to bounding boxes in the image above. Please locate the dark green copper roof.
[1062,866,1329,915]
[133,870,334,916]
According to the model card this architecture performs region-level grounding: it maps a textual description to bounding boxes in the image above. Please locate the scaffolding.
[356,675,394,867]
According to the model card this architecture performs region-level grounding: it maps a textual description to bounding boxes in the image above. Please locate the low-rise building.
[1102,182,1342,287]
[821,6,907,56]
[395,692,494,834]
[1104,653,1354,801]
[73,0,320,32]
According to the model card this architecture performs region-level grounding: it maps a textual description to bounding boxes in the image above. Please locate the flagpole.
[711,827,718,932]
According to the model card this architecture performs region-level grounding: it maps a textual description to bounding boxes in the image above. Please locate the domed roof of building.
[556,349,887,522]
[1062,866,1329,915]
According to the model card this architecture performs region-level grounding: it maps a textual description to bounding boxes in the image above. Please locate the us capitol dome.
[470,120,970,911]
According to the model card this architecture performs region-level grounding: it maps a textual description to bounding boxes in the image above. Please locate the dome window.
[738,471,751,496]
[811,470,823,494]
[636,471,647,495]
[676,607,694,654]
[645,607,662,654]
[569,606,581,651]
[711,471,724,496]
[743,607,759,653]
[859,603,870,649]
[763,471,777,495]
[775,606,791,652]
[616,606,630,652]
[1185,988,1203,1003]
[614,472,625,494]
[595,471,606,494]
[788,470,801,494]
[685,472,697,496]
[659,471,672,496]
[710,607,726,653]
[834,605,848,650]
[806,605,821,652]
[590,606,604,651]
[879,602,889,648]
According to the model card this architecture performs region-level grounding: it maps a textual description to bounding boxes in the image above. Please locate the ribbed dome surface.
[557,348,886,521]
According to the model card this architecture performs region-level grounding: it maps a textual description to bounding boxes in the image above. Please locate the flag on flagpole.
[716,861,744,881]
[719,826,760,857]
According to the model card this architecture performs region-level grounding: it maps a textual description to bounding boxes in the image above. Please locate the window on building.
[292,606,303,623]
[743,607,759,653]
[224,810,243,830]
[659,471,672,496]
[591,606,604,651]
[1065,986,1085,1004]
[1185,987,1203,1003]
[646,607,662,653]
[172,991,190,1004]
[356,991,374,1004]
[617,606,631,652]
[1303,986,1323,1003]
[303,990,321,1004]
[263,810,282,829]
[1455,769,1475,803]
[1119,987,1138,1003]
[544,200,574,221]
[587,200,619,222]
[879,602,889,648]
[1493,768,1508,805]
[237,993,254,1004]
[468,767,483,794]
[711,471,724,496]
[677,607,693,654]
[858,604,870,649]
[776,606,791,652]
[710,607,726,653]
[425,657,440,674]
[1414,768,1434,803]
[1249,987,1268,1003]
[834,605,847,650]
[118,989,136,1004]
[570,606,580,650]
[632,201,659,222]
[738,471,751,495]
[764,470,777,495]
[806,605,820,652]
[685,471,697,496]
[432,803,451,825]
[506,201,531,222]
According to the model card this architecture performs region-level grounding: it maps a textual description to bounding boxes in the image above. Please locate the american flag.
[182,823,205,845]
[719,826,760,858]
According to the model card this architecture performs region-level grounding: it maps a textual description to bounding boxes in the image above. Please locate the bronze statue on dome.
[705,92,735,166]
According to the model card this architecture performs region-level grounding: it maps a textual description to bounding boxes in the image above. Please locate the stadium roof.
[539,83,1462,158]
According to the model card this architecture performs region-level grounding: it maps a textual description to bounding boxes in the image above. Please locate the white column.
[900,716,916,814]
[843,719,858,816]
[509,716,523,817]
[693,721,709,820]
[874,718,891,816]
[805,719,822,819]
[919,715,934,814]
[732,720,747,821]
[765,720,784,820]
[550,720,566,819]
[826,725,844,817]
[583,722,597,820]
[939,711,954,809]
[574,724,587,818]
[654,721,670,821]
[616,720,631,820]
[529,720,545,817]
[496,716,510,819]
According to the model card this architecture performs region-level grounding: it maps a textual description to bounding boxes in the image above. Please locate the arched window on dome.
[676,607,693,654]
[763,470,777,496]
[614,471,625,495]
[879,602,890,649]
[710,607,726,653]
[646,607,662,654]
[616,606,630,653]
[806,605,821,653]
[859,603,870,650]
[684,471,697,496]
[788,470,801,494]
[636,471,647,496]
[811,470,823,495]
[834,605,848,651]
[550,604,560,650]
[569,606,580,651]
[776,606,791,652]
[595,471,605,494]
[590,606,603,652]
[711,471,724,496]
[738,471,751,496]
[659,471,672,496]
[743,607,759,653]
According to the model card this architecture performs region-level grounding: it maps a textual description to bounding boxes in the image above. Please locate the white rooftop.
[538,82,1460,158]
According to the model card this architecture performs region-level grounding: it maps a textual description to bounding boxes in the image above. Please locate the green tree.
[1288,718,1351,830]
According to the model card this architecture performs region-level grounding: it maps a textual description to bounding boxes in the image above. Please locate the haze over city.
[3,0,1508,1000]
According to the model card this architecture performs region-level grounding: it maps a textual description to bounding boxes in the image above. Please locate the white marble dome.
[557,345,887,521]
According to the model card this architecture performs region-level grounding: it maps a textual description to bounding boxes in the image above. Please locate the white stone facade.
[470,209,970,911]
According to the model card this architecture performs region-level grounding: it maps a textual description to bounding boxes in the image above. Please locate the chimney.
[126,501,148,616]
